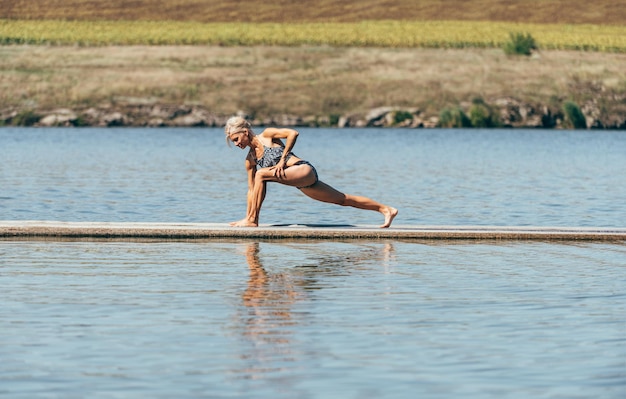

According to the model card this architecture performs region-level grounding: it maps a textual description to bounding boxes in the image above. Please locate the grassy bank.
[1,0,624,128]
[2,19,625,51]
[2,45,624,128]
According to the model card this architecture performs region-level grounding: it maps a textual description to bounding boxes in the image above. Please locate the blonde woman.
[224,116,398,228]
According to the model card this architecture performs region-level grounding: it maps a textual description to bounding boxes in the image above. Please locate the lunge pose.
[225,116,398,228]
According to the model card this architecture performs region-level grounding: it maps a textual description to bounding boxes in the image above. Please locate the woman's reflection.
[237,241,305,383]
[235,241,395,382]
[242,242,302,341]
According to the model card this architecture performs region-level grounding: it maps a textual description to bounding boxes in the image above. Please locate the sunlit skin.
[228,127,398,228]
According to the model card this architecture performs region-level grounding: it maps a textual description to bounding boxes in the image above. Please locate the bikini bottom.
[292,160,319,189]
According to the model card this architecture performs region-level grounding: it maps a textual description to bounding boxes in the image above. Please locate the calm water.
[1,127,625,226]
[1,240,625,398]
[1,128,625,398]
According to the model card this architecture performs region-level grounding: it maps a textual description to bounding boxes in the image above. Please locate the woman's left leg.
[275,164,397,227]
[300,181,398,228]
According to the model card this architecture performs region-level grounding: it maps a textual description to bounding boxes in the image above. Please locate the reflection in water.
[242,242,301,340]
[237,242,304,380]
[234,241,396,382]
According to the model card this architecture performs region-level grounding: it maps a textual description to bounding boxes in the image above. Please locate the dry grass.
[2,19,624,52]
[1,0,624,24]
[2,45,624,119]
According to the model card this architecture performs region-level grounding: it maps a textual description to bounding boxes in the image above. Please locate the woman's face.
[229,130,249,149]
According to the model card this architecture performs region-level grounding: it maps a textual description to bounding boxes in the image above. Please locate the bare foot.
[229,219,258,227]
[380,206,398,228]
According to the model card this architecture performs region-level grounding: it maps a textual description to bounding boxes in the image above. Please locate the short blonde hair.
[224,116,252,146]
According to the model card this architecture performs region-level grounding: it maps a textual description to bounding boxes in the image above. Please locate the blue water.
[1,240,625,399]
[1,127,625,226]
[1,128,625,398]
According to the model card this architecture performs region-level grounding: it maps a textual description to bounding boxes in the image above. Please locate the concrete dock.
[1,221,625,241]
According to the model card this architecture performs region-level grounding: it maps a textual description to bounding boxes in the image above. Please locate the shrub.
[503,32,537,56]
[72,115,89,127]
[393,110,413,125]
[562,101,587,129]
[469,98,501,128]
[12,110,40,126]
[438,107,472,128]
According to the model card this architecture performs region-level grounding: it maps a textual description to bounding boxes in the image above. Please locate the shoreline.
[2,45,625,129]
[2,102,625,129]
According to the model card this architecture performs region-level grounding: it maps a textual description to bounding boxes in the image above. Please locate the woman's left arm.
[261,128,299,178]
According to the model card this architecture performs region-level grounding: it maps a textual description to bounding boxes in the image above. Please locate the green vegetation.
[439,107,472,128]
[11,110,40,126]
[562,101,587,129]
[503,32,538,55]
[393,110,414,125]
[469,99,502,128]
[438,100,503,128]
[329,114,341,127]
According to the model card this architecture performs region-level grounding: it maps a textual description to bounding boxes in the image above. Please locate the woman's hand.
[271,158,287,179]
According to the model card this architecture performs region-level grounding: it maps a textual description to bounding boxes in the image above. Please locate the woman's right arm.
[244,152,257,219]
[245,151,256,192]
[230,153,259,227]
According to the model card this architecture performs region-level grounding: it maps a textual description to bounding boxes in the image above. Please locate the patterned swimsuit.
[256,145,292,168]
[255,145,318,189]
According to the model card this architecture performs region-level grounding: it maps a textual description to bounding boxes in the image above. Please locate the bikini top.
[256,145,294,168]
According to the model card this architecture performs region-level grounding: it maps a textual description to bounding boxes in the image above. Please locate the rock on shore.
[2,98,625,129]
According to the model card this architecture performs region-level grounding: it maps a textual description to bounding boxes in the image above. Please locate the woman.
[225,116,398,228]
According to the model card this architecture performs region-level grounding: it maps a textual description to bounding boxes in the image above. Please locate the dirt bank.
[2,45,625,128]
